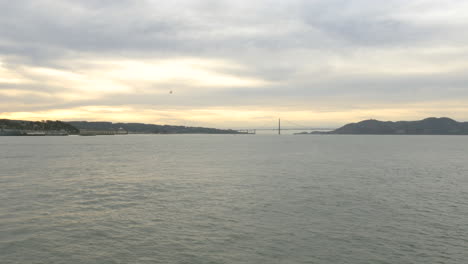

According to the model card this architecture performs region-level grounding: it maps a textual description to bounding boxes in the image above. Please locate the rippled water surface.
[1,135,468,263]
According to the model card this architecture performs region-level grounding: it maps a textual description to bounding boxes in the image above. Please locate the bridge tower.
[278,118,281,135]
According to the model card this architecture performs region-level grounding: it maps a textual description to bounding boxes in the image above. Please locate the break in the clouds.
[1,0,468,128]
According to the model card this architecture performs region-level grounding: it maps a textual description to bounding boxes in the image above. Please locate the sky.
[1,0,468,129]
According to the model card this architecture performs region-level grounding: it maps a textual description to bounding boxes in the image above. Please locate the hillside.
[67,121,244,134]
[331,117,468,135]
[0,119,79,133]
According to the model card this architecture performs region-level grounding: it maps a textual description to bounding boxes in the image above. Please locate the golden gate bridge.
[237,119,334,135]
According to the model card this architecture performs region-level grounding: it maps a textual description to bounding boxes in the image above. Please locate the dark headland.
[0,119,248,135]
[67,121,247,134]
[0,119,79,135]
[297,117,468,135]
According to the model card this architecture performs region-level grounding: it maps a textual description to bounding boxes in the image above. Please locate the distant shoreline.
[295,117,468,135]
[0,119,252,136]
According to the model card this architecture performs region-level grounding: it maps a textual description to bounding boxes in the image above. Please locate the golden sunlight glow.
[27,67,133,94]
[5,57,269,103]
[3,100,468,128]
[0,89,51,97]
[92,58,269,88]
[3,54,467,128]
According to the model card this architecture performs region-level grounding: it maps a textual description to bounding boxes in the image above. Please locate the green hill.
[67,121,244,134]
[0,119,79,133]
[331,117,468,135]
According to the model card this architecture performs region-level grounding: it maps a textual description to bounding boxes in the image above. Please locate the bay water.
[1,135,467,263]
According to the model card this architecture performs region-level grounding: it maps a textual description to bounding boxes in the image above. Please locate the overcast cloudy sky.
[1,0,468,128]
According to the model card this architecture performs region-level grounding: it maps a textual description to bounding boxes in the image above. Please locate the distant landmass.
[67,121,246,134]
[0,119,79,135]
[297,117,468,135]
[1,119,248,136]
[5,117,466,136]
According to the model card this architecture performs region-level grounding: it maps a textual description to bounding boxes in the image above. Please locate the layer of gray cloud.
[1,0,468,121]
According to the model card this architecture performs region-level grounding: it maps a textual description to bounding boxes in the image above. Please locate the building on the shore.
[0,128,69,136]
[0,127,24,136]
[79,128,128,136]
[79,129,114,136]
[115,127,128,135]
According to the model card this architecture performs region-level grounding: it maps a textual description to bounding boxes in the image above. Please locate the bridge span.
[237,119,334,135]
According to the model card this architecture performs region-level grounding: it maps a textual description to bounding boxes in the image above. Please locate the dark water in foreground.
[1,135,467,264]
